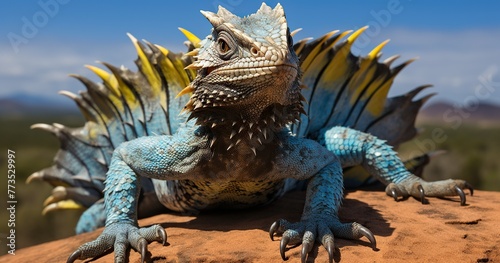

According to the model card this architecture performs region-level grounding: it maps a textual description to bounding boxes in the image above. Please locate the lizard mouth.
[187,63,300,114]
[202,64,298,77]
[205,66,216,75]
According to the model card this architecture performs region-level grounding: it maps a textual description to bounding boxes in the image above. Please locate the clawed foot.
[269,217,376,263]
[386,179,474,206]
[67,223,166,263]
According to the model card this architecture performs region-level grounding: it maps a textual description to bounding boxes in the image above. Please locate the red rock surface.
[1,190,499,263]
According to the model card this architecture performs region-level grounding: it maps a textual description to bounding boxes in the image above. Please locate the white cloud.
[376,28,500,105]
[0,39,139,102]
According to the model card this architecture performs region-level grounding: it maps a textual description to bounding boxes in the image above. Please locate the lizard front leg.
[67,128,208,263]
[269,161,375,263]
[322,126,473,205]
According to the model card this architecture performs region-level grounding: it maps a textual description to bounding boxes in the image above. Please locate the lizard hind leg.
[322,126,474,206]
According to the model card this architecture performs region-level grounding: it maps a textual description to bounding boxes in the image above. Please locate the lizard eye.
[218,39,230,54]
[215,30,237,60]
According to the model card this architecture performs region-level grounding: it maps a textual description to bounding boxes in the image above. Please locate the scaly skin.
[64,3,473,263]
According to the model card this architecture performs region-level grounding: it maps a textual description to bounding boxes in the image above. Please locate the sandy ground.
[1,189,498,263]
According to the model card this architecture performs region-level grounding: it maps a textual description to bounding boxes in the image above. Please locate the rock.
[1,190,499,263]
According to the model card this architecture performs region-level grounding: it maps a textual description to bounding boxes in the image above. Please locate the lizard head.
[182,3,304,141]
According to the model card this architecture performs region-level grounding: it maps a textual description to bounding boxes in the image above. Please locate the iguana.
[28,3,473,263]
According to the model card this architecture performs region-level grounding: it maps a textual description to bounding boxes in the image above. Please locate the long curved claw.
[466,182,474,196]
[301,241,313,263]
[269,220,280,241]
[417,184,428,204]
[455,185,466,206]
[390,188,398,202]
[138,238,147,263]
[66,250,81,263]
[42,200,83,215]
[158,227,167,245]
[280,235,290,261]
[138,224,167,246]
[358,225,377,250]
[324,238,335,263]
[26,171,43,184]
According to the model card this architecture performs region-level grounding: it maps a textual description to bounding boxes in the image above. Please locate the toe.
[301,231,314,263]
[330,221,376,249]
[385,183,405,201]
[355,223,376,249]
[280,228,303,260]
[322,237,335,263]
[413,183,428,204]
[128,230,148,263]
[318,225,335,263]
[138,238,147,263]
[67,234,114,262]
[113,232,128,263]
[139,224,167,244]
[280,235,290,260]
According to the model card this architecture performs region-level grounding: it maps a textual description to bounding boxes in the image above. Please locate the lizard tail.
[28,31,199,215]
[291,27,432,146]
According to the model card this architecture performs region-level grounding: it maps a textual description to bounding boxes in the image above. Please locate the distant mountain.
[418,101,500,125]
[0,93,77,117]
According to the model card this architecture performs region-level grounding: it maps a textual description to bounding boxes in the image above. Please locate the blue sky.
[1,1,499,106]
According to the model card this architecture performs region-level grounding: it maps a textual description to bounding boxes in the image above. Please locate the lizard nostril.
[251,47,259,56]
